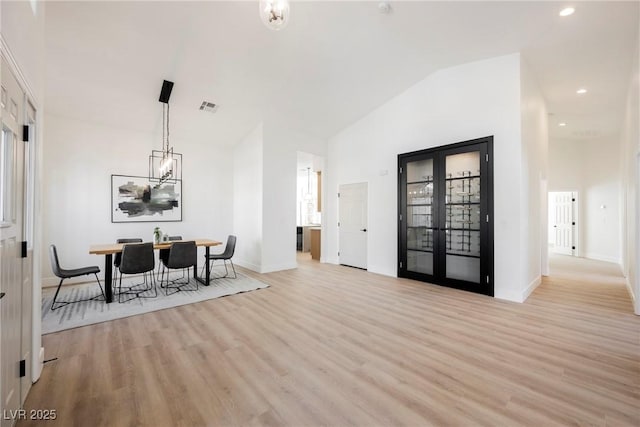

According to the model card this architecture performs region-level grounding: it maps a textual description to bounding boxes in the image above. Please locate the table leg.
[194,246,211,286]
[104,254,113,303]
[205,246,211,285]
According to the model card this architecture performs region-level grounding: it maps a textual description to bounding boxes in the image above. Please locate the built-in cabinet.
[398,136,494,296]
[297,225,321,254]
[310,228,321,260]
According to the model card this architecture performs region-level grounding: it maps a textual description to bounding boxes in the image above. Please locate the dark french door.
[398,136,494,296]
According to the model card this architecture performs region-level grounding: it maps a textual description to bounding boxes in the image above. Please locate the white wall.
[549,137,622,264]
[232,121,326,274]
[262,120,326,272]
[326,53,535,302]
[42,113,234,283]
[520,57,549,298]
[233,124,264,271]
[1,0,45,100]
[620,32,639,314]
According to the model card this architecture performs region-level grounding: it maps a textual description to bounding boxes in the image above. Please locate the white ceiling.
[44,1,639,147]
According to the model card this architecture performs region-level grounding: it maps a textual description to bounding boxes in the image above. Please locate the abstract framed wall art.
[111,175,182,223]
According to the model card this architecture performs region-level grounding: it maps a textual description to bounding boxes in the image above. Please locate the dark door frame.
[398,136,494,296]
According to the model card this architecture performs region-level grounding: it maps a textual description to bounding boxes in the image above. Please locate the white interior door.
[338,182,367,269]
[550,191,575,256]
[1,58,26,427]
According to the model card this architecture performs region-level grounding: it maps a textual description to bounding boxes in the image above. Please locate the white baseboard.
[523,276,542,301]
[234,259,261,273]
[260,262,297,274]
[367,264,396,278]
[625,276,637,309]
[324,256,339,265]
[233,260,296,273]
[33,347,44,383]
[494,290,524,303]
[584,253,622,264]
[41,275,100,288]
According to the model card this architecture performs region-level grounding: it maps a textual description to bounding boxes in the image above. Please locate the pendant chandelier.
[259,0,290,31]
[149,80,182,184]
[304,167,313,201]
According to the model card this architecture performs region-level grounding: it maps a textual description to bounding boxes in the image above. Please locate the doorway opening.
[296,152,323,262]
[548,191,578,256]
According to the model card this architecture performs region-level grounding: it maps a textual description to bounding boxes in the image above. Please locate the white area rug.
[41,270,269,334]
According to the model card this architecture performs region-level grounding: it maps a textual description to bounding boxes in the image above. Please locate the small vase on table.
[153,227,161,244]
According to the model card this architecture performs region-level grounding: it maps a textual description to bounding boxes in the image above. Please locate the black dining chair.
[158,235,183,280]
[114,238,143,290]
[202,235,237,279]
[117,242,156,303]
[160,241,197,295]
[49,244,106,311]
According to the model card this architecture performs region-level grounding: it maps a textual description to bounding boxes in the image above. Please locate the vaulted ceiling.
[44,1,639,147]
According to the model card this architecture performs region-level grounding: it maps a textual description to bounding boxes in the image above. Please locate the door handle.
[360,229,367,232]
[0,292,5,300]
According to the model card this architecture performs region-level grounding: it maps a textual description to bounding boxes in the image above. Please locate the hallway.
[533,254,635,313]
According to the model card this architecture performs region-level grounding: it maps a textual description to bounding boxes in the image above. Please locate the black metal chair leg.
[118,274,125,303]
[200,258,237,280]
[51,275,106,311]
[135,272,157,299]
[223,261,229,278]
[228,259,237,279]
[51,279,65,311]
[95,273,106,300]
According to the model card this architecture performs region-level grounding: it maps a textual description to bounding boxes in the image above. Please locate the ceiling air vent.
[199,101,218,113]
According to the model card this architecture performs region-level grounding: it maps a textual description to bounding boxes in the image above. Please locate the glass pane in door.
[445,151,480,283]
[1,128,15,223]
[406,158,433,275]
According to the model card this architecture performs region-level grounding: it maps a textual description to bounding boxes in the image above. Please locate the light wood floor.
[19,254,639,426]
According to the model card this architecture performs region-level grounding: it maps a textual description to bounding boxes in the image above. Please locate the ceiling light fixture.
[559,7,575,17]
[259,0,290,31]
[576,88,587,94]
[559,122,567,127]
[149,80,182,184]
[378,2,392,14]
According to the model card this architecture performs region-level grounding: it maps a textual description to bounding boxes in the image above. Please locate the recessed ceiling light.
[559,122,567,127]
[576,88,587,94]
[559,7,575,17]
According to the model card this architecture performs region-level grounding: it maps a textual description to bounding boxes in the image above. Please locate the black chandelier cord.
[162,103,171,155]
[166,103,170,153]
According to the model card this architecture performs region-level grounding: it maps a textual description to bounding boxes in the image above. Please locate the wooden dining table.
[89,238,223,303]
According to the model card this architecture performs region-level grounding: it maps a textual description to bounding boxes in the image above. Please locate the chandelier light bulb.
[559,7,575,17]
[260,0,290,31]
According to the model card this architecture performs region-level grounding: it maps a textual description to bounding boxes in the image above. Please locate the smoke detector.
[378,2,392,14]
[199,101,218,113]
